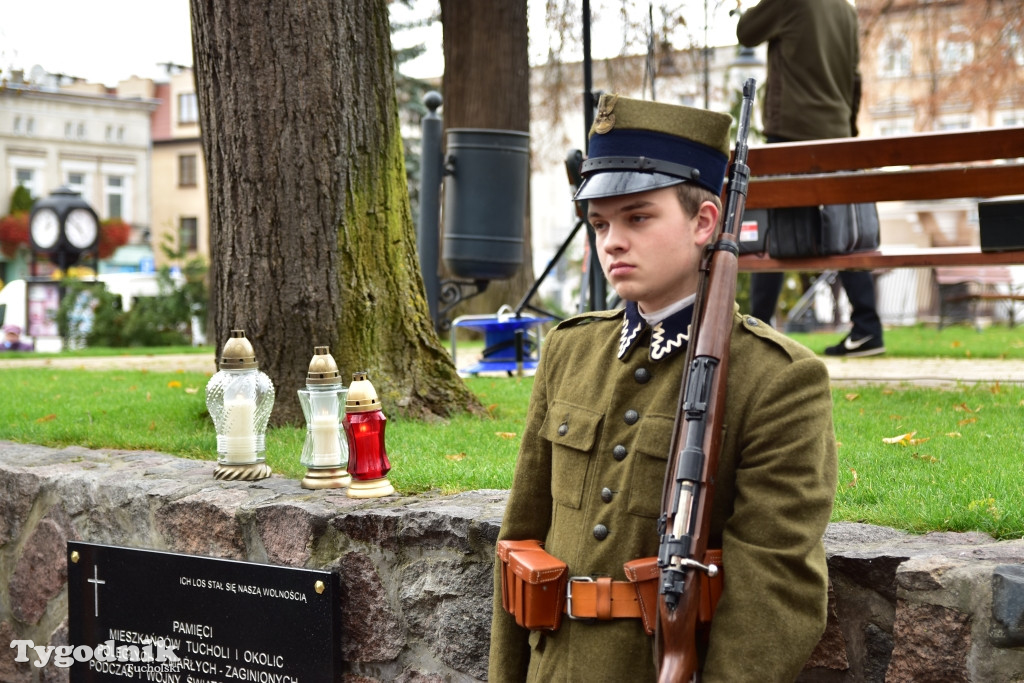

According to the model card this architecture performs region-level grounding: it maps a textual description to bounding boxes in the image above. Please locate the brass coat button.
[624,409,639,425]
[601,487,614,503]
[613,445,627,461]
[593,524,609,540]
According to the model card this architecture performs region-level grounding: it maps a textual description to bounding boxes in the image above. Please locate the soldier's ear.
[693,200,719,246]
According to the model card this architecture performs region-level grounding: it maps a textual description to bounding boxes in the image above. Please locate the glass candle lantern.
[343,371,394,498]
[298,346,351,489]
[205,329,275,480]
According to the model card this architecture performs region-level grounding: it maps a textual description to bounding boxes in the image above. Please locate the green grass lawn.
[1,323,1022,537]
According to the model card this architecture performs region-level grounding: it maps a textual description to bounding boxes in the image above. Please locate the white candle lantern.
[205,329,275,480]
[298,346,351,489]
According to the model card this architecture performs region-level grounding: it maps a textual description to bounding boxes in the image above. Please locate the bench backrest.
[743,127,1024,209]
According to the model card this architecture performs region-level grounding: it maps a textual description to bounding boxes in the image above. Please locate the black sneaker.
[824,334,885,357]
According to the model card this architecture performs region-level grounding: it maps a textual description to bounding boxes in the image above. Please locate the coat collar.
[617,300,693,362]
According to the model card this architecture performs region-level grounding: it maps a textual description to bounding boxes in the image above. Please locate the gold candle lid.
[307,346,342,385]
[346,371,382,412]
[219,329,257,369]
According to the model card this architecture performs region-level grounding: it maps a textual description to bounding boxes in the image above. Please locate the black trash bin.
[442,128,530,281]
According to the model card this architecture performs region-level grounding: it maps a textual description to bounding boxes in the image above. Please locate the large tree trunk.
[191,0,479,424]
[440,0,534,319]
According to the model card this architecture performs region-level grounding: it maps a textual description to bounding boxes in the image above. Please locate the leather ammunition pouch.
[496,539,568,631]
[498,541,723,636]
[622,550,723,636]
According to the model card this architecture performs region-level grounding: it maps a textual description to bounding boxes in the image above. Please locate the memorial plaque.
[67,541,341,682]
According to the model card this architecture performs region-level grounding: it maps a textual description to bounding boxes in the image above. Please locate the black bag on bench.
[754,203,880,259]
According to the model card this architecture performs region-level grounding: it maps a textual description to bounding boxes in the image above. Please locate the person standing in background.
[738,0,886,357]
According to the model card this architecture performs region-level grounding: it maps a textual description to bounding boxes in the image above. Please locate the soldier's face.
[588,186,718,312]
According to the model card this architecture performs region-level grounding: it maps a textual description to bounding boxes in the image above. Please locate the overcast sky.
[1,0,738,88]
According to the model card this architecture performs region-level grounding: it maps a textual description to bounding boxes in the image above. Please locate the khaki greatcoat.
[488,305,838,682]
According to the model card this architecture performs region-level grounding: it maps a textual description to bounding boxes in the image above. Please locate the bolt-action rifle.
[655,78,757,683]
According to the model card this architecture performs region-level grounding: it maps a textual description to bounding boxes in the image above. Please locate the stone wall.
[2,442,1023,682]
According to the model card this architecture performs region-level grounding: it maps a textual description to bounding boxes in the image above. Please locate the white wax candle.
[311,414,342,467]
[223,396,257,463]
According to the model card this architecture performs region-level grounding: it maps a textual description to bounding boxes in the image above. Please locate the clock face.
[30,208,60,250]
[65,208,99,250]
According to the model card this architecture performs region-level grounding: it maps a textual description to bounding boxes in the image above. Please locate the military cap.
[575,94,733,200]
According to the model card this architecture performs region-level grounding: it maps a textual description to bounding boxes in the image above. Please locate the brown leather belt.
[565,576,646,620]
[563,549,723,636]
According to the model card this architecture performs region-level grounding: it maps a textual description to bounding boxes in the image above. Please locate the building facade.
[0,74,157,280]
[150,67,208,269]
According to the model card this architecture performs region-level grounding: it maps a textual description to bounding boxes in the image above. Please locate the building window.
[180,217,199,252]
[178,154,198,187]
[26,118,34,134]
[65,122,74,138]
[178,92,199,124]
[938,117,971,131]
[106,176,124,219]
[13,116,21,133]
[939,28,973,72]
[879,35,912,78]
[66,172,86,197]
[15,168,37,198]
[77,122,87,139]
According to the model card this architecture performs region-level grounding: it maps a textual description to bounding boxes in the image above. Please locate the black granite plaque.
[67,541,340,682]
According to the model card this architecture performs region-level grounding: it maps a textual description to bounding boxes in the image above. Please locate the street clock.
[29,207,61,251]
[28,187,102,267]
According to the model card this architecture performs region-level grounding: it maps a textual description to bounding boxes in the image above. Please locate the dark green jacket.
[737,0,859,141]
[488,306,837,682]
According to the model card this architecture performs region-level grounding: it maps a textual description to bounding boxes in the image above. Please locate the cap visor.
[574,171,684,201]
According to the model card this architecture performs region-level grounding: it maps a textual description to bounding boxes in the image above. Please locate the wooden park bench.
[735,126,1024,324]
[934,266,1024,329]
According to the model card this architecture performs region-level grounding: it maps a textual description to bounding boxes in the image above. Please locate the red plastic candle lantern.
[343,371,395,498]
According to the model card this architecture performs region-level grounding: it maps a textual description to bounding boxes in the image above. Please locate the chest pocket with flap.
[542,400,602,510]
[628,413,674,518]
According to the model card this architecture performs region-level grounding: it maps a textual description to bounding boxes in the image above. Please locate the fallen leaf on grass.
[36,414,57,423]
[844,393,860,401]
[445,453,466,461]
[883,431,916,445]
[495,432,517,439]
[953,403,981,413]
[946,431,962,438]
[185,387,199,394]
[148,421,157,431]
[912,453,939,463]
[958,417,977,426]
[847,468,858,488]
[167,380,182,389]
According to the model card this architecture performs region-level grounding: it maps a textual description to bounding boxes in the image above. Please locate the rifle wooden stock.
[655,79,756,683]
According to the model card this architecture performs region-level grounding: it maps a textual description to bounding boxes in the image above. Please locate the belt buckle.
[566,576,593,620]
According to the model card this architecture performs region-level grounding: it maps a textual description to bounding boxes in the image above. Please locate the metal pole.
[703,0,710,109]
[417,92,444,329]
[581,0,606,311]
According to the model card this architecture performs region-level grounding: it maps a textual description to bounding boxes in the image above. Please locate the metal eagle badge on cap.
[593,94,618,134]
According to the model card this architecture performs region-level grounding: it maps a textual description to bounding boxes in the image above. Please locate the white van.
[0,272,188,352]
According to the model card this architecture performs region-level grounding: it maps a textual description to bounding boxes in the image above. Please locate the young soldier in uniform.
[488,95,838,682]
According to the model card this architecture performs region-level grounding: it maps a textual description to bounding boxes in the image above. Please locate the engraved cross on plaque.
[87,565,106,617]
